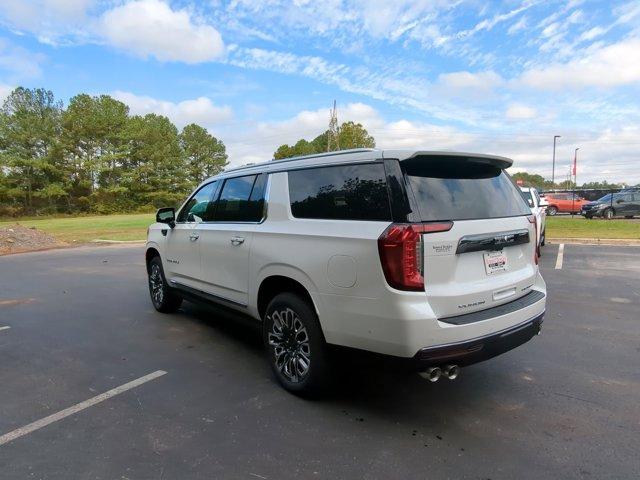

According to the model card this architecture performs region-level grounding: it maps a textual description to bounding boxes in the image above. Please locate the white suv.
[520,187,547,248]
[146,149,546,394]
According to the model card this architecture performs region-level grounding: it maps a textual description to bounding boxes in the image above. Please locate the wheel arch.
[145,246,161,273]
[256,272,320,323]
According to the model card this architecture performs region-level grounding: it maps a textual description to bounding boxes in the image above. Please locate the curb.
[92,239,146,244]
[548,238,640,246]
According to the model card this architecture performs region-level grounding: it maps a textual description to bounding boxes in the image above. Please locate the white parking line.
[555,243,565,270]
[0,326,10,332]
[0,370,167,447]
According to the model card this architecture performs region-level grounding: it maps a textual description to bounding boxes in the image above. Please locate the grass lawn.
[0,213,154,243]
[546,216,640,239]
[1,213,639,244]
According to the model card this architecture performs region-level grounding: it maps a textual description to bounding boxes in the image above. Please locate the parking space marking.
[0,370,167,447]
[555,243,565,270]
[0,326,10,332]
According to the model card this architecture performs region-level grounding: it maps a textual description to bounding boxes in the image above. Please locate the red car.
[544,193,590,215]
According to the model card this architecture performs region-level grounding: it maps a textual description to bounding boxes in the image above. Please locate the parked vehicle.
[520,187,546,248]
[146,149,546,394]
[582,192,640,219]
[544,193,590,215]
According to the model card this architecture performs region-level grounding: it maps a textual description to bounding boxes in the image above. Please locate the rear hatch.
[400,153,537,319]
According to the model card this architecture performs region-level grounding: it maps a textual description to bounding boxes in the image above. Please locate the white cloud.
[456,3,534,40]
[520,38,640,89]
[0,0,95,44]
[506,103,537,120]
[0,83,14,102]
[507,16,527,35]
[578,26,608,42]
[436,70,504,91]
[0,38,45,79]
[222,102,640,185]
[112,91,232,128]
[100,0,224,63]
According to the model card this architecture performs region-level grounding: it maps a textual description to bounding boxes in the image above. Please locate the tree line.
[0,87,228,217]
[511,172,623,191]
[273,121,375,159]
[4,86,618,218]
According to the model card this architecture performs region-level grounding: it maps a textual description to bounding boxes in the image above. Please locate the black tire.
[547,206,558,216]
[585,214,593,219]
[603,208,614,220]
[263,292,331,396]
[148,256,182,313]
[625,216,634,219]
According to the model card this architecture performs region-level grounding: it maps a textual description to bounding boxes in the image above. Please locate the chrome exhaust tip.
[419,367,442,382]
[443,364,460,380]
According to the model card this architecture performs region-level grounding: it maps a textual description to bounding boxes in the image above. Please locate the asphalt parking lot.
[1,243,639,479]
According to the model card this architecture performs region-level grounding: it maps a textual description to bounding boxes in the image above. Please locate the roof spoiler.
[384,150,513,169]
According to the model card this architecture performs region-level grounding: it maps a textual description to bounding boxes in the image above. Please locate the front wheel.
[547,206,558,216]
[148,256,182,313]
[603,208,614,220]
[263,293,331,396]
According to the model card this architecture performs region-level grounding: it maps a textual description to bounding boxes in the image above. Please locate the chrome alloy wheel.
[267,308,311,382]
[149,264,164,306]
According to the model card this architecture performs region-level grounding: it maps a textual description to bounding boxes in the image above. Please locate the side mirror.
[156,207,176,228]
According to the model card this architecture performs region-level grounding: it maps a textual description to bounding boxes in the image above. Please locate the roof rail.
[224,148,377,172]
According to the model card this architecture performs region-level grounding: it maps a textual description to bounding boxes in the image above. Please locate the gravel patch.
[0,224,65,255]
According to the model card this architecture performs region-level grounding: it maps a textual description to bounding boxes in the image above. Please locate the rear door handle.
[230,236,245,245]
[189,233,199,241]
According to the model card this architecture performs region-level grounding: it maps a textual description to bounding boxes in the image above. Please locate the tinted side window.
[247,174,267,221]
[288,163,391,221]
[177,181,218,222]
[214,174,266,222]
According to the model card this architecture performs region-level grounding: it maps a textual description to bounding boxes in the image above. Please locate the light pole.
[574,148,579,188]
[551,135,560,188]
[572,147,579,216]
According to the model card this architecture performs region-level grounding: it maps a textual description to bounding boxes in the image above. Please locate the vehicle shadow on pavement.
[176,298,499,414]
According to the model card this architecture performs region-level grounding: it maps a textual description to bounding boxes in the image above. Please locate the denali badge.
[429,243,454,256]
[458,300,486,310]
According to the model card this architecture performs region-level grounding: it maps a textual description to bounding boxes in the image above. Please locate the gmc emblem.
[495,234,515,244]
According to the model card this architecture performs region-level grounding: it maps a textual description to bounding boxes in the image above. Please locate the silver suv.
[146,149,546,395]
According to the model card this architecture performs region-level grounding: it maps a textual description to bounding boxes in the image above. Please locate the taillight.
[527,215,539,265]
[378,222,453,291]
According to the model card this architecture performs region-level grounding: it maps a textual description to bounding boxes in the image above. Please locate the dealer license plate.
[484,250,508,275]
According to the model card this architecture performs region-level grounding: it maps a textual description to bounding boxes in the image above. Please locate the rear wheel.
[603,208,614,220]
[263,292,330,396]
[547,206,558,216]
[148,256,182,313]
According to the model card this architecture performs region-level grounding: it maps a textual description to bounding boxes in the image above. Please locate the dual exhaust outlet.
[419,364,460,382]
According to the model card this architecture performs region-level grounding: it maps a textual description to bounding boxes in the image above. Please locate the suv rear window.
[288,163,391,221]
[402,157,530,221]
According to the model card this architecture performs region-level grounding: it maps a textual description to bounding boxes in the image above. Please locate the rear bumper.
[318,272,547,358]
[413,312,544,368]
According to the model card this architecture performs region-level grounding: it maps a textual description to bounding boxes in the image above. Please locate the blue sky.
[1,0,639,183]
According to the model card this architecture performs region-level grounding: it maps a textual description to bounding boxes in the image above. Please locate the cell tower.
[327,100,339,152]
